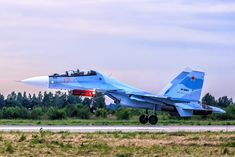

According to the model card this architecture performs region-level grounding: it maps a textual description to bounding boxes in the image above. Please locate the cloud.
[131,1,235,14]
[0,0,234,47]
[0,0,234,98]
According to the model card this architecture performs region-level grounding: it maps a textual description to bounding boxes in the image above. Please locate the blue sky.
[0,0,235,99]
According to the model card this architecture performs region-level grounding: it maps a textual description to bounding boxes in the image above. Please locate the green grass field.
[0,131,234,156]
[0,118,234,126]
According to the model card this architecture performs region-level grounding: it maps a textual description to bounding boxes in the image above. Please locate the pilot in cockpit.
[51,69,97,77]
[76,69,80,74]
[65,71,69,76]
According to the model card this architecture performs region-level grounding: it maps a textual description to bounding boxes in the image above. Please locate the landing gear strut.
[89,98,97,114]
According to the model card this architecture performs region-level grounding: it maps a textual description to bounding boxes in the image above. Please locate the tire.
[139,115,148,124]
[148,115,158,125]
[90,107,97,114]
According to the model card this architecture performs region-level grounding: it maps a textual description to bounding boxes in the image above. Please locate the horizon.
[0,0,235,99]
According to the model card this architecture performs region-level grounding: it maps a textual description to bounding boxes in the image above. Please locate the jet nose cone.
[21,76,49,88]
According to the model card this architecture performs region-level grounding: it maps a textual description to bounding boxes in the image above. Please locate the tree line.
[202,93,235,120]
[0,91,234,120]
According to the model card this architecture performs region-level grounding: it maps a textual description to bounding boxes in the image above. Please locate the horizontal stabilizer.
[174,103,225,117]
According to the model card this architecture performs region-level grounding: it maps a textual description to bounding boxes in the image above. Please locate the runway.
[0,125,234,133]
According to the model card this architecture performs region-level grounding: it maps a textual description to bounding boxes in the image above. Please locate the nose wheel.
[90,107,97,114]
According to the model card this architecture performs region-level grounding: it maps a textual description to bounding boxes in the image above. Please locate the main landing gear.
[139,109,158,125]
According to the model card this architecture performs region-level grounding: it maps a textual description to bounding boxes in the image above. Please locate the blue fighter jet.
[21,68,225,125]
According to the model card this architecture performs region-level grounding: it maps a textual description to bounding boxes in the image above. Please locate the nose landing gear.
[90,107,97,114]
[88,98,97,114]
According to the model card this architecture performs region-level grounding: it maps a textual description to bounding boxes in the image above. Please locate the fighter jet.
[21,68,225,125]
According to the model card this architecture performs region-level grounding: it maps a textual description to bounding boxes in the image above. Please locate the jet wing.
[105,89,188,106]
[127,90,190,103]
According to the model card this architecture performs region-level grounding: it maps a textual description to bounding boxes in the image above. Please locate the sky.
[0,0,235,99]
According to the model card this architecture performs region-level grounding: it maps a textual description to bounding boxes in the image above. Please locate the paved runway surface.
[0,126,234,133]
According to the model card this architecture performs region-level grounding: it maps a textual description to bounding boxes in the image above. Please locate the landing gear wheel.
[90,107,97,114]
[149,115,158,125]
[139,115,149,124]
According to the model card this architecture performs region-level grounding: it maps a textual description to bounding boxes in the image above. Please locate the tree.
[42,92,54,108]
[67,93,82,105]
[31,108,44,119]
[76,104,91,119]
[31,94,40,108]
[53,91,66,108]
[225,104,235,119]
[202,93,216,106]
[16,92,23,105]
[37,91,43,106]
[5,92,20,107]
[22,92,30,109]
[2,107,11,119]
[46,108,66,120]
[95,108,108,118]
[116,108,131,120]
[65,104,79,118]
[217,96,233,108]
[93,92,105,108]
[1,107,28,119]
[0,94,5,108]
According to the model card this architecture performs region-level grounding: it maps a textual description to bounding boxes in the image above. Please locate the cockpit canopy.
[50,69,97,77]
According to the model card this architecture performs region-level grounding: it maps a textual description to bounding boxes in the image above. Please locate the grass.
[0,132,234,156]
[5,142,14,154]
[18,134,26,142]
[0,118,234,126]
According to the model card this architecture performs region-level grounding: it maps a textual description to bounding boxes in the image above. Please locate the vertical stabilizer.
[162,69,205,102]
